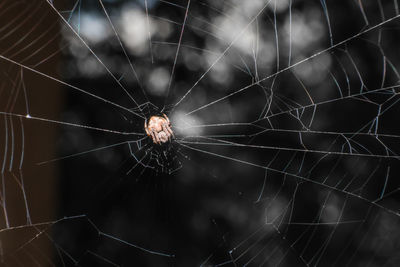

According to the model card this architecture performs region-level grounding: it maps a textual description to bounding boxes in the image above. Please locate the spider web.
[0,0,400,266]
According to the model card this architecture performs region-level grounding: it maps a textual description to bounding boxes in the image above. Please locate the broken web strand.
[2,215,174,265]
[0,1,176,263]
[1,129,169,265]
[178,140,397,265]
[0,112,171,262]
[177,84,398,266]
[23,147,168,265]
[176,97,400,202]
[176,85,400,156]
[180,11,400,117]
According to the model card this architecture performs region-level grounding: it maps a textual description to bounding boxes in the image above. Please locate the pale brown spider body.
[144,114,174,144]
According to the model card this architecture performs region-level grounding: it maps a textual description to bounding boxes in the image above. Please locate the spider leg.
[163,114,170,124]
[153,130,161,144]
[150,130,158,144]
[162,123,172,141]
[166,124,175,140]
[144,120,150,136]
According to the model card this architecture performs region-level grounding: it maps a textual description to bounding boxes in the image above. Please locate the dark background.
[0,0,400,266]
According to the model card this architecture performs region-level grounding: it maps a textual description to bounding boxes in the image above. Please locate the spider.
[144,114,174,144]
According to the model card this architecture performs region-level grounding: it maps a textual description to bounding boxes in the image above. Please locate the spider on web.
[127,102,183,174]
